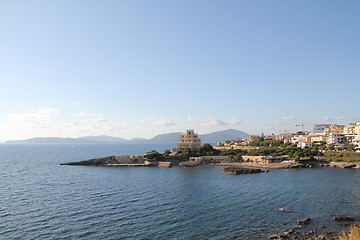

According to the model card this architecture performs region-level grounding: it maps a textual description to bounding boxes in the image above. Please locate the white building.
[313,124,332,135]
[299,141,313,148]
[352,135,360,149]
[326,133,346,144]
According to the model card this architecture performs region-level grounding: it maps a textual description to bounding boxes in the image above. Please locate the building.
[344,121,360,134]
[324,124,345,134]
[352,135,360,149]
[247,135,260,143]
[264,134,276,141]
[313,124,332,135]
[299,141,313,148]
[173,129,201,151]
[290,133,308,145]
[326,133,346,144]
[309,135,327,143]
[355,121,360,134]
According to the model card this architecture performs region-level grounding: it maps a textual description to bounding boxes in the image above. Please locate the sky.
[0,0,359,141]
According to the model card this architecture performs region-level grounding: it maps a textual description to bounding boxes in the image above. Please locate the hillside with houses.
[216,121,360,151]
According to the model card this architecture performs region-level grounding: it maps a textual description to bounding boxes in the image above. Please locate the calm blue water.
[0,143,360,240]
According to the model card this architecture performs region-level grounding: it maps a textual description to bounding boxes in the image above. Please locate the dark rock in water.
[297,217,311,225]
[333,216,356,221]
[223,167,266,175]
[306,229,317,235]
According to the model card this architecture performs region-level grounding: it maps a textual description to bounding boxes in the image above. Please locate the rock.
[297,218,311,225]
[306,228,317,235]
[267,234,288,239]
[223,167,266,175]
[330,163,357,168]
[289,164,302,168]
[283,229,294,235]
[343,164,356,168]
[333,216,356,221]
[320,224,326,228]
[158,161,172,167]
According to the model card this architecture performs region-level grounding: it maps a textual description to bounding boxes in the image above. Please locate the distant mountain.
[200,129,250,143]
[78,135,128,142]
[6,136,127,144]
[148,132,182,142]
[5,129,250,144]
[6,137,98,144]
[148,129,250,143]
[129,138,148,142]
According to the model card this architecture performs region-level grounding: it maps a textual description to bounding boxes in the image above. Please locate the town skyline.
[1,1,359,141]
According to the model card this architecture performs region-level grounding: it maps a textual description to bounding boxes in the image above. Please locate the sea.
[0,143,359,240]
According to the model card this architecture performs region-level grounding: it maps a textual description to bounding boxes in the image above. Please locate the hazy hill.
[6,136,127,144]
[148,132,182,142]
[78,135,128,142]
[129,138,148,142]
[148,129,250,143]
[5,129,250,144]
[6,137,98,144]
[200,129,249,143]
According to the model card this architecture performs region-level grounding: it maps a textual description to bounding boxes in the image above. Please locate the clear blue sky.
[1,0,359,141]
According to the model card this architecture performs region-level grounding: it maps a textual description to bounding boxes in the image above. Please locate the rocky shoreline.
[60,155,360,170]
[223,167,268,174]
[267,216,360,240]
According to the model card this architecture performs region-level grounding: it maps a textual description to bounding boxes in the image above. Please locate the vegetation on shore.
[226,143,323,160]
[324,151,360,162]
[144,144,222,162]
[144,142,360,163]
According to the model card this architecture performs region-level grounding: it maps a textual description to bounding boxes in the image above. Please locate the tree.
[328,144,335,151]
[163,149,172,156]
[198,144,221,156]
[144,150,163,161]
[235,154,243,162]
[345,143,355,151]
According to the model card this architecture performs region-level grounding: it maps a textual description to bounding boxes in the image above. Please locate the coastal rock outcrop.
[333,216,357,221]
[267,215,360,240]
[60,155,145,166]
[223,167,267,175]
[329,163,357,168]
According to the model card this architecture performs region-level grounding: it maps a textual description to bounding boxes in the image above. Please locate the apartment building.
[313,124,332,135]
[173,130,201,151]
